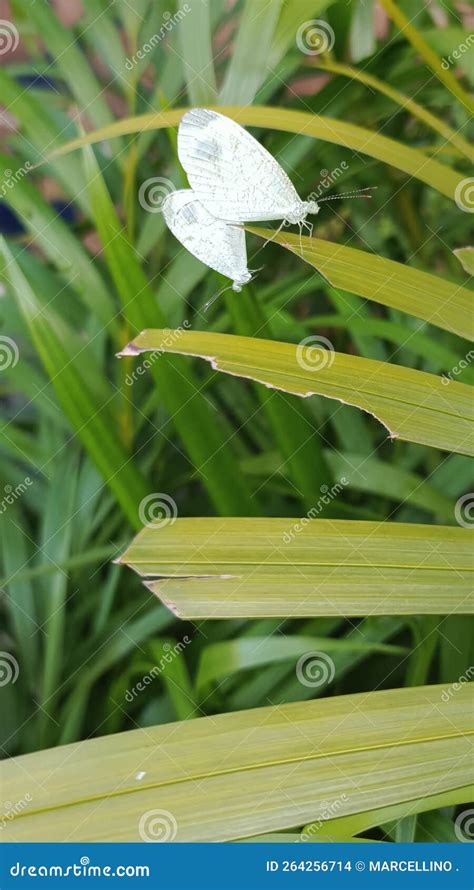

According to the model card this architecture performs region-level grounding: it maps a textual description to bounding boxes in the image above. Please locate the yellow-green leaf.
[247,228,474,341]
[2,684,472,841]
[119,330,474,456]
[118,518,473,619]
[43,106,463,201]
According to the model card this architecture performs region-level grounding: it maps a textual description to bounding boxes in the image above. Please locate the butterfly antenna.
[318,186,377,203]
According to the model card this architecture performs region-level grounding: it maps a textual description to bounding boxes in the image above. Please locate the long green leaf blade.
[118,518,473,619]
[120,329,474,456]
[2,684,472,841]
[44,106,464,201]
[247,228,474,341]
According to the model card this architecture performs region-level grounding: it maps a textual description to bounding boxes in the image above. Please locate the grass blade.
[2,684,472,841]
[118,517,473,619]
[120,329,474,456]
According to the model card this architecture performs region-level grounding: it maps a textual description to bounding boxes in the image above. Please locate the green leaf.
[2,684,472,841]
[247,228,474,341]
[25,0,120,140]
[315,59,473,162]
[0,239,149,528]
[44,106,464,201]
[0,69,89,213]
[304,786,473,841]
[219,0,282,104]
[454,247,474,276]
[323,450,456,521]
[196,635,406,695]
[120,329,474,456]
[178,1,217,105]
[118,517,473,619]
[379,0,473,113]
[0,152,117,335]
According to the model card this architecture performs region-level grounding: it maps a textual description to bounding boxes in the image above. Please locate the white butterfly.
[162,189,251,293]
[177,108,320,230]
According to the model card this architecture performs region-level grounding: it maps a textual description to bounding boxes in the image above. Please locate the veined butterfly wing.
[178,109,301,223]
[162,189,250,286]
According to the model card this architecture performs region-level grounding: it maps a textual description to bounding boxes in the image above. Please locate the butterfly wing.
[178,108,301,223]
[162,189,249,285]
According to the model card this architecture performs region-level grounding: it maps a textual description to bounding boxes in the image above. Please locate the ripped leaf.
[117,518,473,619]
[119,329,474,456]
